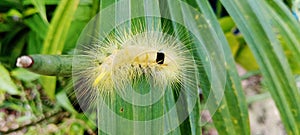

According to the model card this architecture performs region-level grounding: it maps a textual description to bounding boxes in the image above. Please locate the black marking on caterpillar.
[156,51,165,64]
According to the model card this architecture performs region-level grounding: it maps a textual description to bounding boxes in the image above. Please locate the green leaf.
[196,0,250,134]
[0,91,4,104]
[56,90,77,114]
[30,0,49,24]
[0,23,14,32]
[225,33,240,57]
[1,101,27,112]
[0,24,25,65]
[11,68,40,82]
[219,17,235,33]
[23,7,38,17]
[63,4,93,53]
[0,0,22,11]
[265,0,300,74]
[10,34,26,66]
[220,0,300,134]
[163,1,204,134]
[24,14,49,39]
[40,0,79,99]
[0,64,20,95]
[246,92,271,104]
[235,45,259,70]
[6,8,22,18]
[39,76,56,99]
[27,31,43,54]
[41,0,79,54]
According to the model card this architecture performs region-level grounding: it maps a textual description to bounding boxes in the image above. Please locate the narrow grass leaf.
[0,64,20,95]
[193,0,250,134]
[24,14,48,39]
[30,0,48,24]
[40,0,79,99]
[220,0,300,134]
[265,0,300,73]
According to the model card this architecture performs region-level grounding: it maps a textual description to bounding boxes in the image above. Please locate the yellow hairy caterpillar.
[92,31,192,91]
[73,22,198,111]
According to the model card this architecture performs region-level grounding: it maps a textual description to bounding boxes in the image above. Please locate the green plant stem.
[246,92,271,104]
[240,70,261,80]
[16,55,88,77]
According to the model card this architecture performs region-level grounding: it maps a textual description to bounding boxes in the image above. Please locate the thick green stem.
[16,55,86,77]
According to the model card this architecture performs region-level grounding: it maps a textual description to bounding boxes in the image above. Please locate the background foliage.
[0,0,299,134]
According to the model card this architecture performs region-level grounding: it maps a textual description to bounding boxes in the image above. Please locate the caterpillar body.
[73,25,197,110]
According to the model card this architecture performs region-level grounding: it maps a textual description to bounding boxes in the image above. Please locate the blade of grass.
[30,0,48,24]
[265,0,300,73]
[56,90,77,114]
[220,0,300,134]
[0,64,20,95]
[246,92,271,104]
[163,1,201,134]
[41,0,79,54]
[91,0,100,16]
[40,0,79,99]
[24,14,48,39]
[27,31,43,54]
[63,4,96,53]
[166,0,248,134]
[252,0,300,133]
[193,0,251,134]
[161,1,203,134]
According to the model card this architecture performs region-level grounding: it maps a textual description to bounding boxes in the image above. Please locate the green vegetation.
[0,0,299,134]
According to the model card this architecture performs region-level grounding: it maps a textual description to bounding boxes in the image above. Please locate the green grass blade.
[27,31,43,54]
[166,0,249,134]
[24,14,49,39]
[265,0,300,73]
[162,1,204,134]
[220,0,300,134]
[91,0,100,16]
[40,0,79,99]
[41,0,79,54]
[30,0,48,24]
[187,0,250,134]
[0,64,20,95]
[56,90,77,114]
[166,0,248,134]
[186,90,201,135]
